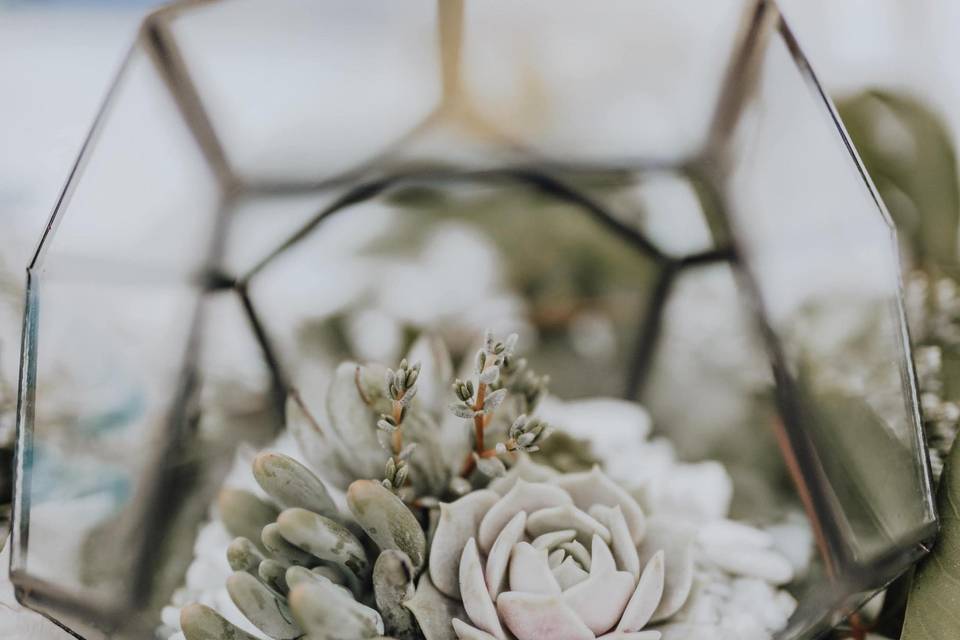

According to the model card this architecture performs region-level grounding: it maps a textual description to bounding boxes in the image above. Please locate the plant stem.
[473,382,488,453]
[391,399,403,456]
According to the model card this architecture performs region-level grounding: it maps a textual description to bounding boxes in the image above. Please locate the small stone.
[697,519,774,550]
[701,544,795,585]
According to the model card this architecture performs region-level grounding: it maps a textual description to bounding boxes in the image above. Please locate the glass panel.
[724,26,935,567]
[168,0,441,186]
[37,50,220,278]
[460,0,751,163]
[13,41,222,635]
[244,175,663,401]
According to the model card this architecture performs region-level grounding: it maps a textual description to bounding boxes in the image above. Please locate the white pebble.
[698,520,773,549]
[161,606,181,630]
[701,544,795,585]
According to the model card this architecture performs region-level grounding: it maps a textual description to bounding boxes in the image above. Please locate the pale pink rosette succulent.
[429,464,691,640]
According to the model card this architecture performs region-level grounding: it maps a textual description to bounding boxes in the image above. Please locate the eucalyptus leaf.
[902,438,960,639]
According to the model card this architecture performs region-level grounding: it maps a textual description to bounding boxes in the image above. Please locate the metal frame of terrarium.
[11,0,937,638]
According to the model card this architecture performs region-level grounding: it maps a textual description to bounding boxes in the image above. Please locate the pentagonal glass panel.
[723,19,934,564]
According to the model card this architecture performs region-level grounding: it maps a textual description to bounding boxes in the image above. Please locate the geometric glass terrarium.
[11,1,936,638]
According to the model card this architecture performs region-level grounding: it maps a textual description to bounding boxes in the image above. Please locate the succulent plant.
[178,331,559,640]
[175,331,799,640]
[428,464,670,640]
[287,333,471,498]
[182,450,427,640]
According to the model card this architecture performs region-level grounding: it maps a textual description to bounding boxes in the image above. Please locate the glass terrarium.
[11,1,936,639]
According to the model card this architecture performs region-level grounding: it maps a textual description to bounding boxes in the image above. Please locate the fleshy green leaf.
[275,507,370,590]
[180,603,261,640]
[902,438,960,639]
[253,451,338,518]
[226,537,264,575]
[373,550,419,639]
[288,580,385,639]
[217,489,279,552]
[348,479,427,571]
[226,571,301,639]
[839,90,960,274]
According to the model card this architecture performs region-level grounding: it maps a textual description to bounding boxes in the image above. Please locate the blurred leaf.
[798,378,921,556]
[902,437,960,639]
[839,91,960,274]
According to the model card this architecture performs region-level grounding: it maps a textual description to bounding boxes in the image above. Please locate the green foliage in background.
[840,90,960,276]
[901,437,960,639]
[841,90,960,639]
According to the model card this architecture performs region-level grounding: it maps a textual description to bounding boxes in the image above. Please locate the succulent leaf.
[348,479,427,571]
[404,575,468,640]
[217,489,279,551]
[179,603,261,640]
[289,580,385,640]
[258,558,290,594]
[276,507,370,591]
[405,333,454,414]
[373,550,420,639]
[262,522,316,567]
[326,362,392,481]
[226,537,265,575]
[226,571,301,639]
[429,490,499,599]
[253,451,338,518]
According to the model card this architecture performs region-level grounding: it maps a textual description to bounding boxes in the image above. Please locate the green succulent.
[181,331,555,640]
[184,452,431,640]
